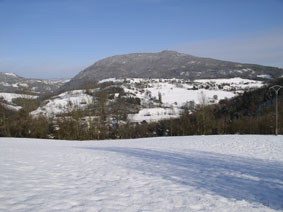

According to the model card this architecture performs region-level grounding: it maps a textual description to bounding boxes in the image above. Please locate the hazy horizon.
[1,49,283,80]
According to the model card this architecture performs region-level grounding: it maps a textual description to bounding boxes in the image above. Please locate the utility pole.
[269,85,283,135]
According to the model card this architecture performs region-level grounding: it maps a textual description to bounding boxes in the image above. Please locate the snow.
[242,68,253,72]
[0,92,38,103]
[31,77,265,120]
[257,74,272,79]
[128,107,180,122]
[43,79,71,84]
[148,87,235,106]
[99,78,124,84]
[124,78,263,107]
[123,80,236,107]
[9,83,29,88]
[0,82,11,87]
[2,72,17,77]
[0,135,282,212]
[195,77,263,85]
[17,83,29,87]
[0,102,22,111]
[31,90,93,117]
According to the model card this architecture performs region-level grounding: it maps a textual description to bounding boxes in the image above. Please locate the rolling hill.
[61,50,283,91]
[0,72,69,95]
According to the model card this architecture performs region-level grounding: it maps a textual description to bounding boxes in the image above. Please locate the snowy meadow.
[0,135,283,212]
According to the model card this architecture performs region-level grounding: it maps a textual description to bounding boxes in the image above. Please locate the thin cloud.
[171,28,283,68]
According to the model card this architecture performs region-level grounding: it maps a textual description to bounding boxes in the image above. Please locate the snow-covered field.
[0,92,38,103]
[122,77,261,106]
[0,92,38,111]
[31,90,93,117]
[195,77,264,86]
[1,135,283,212]
[128,107,180,122]
[29,78,264,121]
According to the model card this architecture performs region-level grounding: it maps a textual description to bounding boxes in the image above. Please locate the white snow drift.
[0,135,283,212]
[0,92,38,103]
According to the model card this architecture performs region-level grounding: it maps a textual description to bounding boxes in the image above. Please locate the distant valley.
[0,72,69,95]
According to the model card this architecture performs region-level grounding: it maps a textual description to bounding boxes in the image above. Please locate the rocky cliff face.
[62,50,283,90]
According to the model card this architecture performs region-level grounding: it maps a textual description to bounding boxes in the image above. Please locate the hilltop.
[62,50,283,90]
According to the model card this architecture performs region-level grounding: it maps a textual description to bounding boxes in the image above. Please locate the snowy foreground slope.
[0,135,283,212]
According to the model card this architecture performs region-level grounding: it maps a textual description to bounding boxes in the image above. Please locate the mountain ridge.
[61,50,283,91]
[0,72,69,95]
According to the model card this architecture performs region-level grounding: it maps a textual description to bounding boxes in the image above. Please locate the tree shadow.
[78,146,283,210]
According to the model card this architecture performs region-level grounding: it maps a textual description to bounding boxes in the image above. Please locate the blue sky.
[0,0,283,79]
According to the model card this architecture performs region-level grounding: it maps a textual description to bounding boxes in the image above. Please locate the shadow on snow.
[78,146,283,210]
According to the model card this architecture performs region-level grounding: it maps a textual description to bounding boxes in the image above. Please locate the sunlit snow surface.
[31,90,93,117]
[30,78,264,120]
[1,135,283,212]
[0,92,38,103]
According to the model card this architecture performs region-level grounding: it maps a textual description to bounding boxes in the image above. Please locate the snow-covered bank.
[0,135,283,212]
[0,92,38,103]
